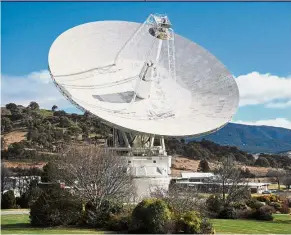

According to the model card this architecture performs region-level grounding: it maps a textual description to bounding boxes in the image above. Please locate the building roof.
[175,181,271,187]
[181,172,214,179]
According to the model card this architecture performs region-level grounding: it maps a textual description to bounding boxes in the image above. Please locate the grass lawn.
[211,214,291,234]
[39,109,54,118]
[268,184,286,190]
[1,214,103,234]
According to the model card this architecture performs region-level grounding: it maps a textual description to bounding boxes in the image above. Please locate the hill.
[188,123,291,154]
[2,101,291,172]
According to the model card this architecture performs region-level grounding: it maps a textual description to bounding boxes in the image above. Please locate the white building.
[171,171,270,194]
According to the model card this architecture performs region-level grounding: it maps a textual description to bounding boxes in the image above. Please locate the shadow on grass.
[1,223,106,232]
[1,223,33,230]
[270,220,291,225]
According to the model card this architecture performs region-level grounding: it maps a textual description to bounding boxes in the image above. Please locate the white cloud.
[1,70,74,110]
[265,100,291,109]
[234,118,291,130]
[236,72,291,107]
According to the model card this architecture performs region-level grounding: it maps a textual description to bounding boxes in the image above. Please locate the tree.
[8,142,25,158]
[198,159,210,172]
[59,116,71,128]
[267,168,287,190]
[45,145,136,208]
[68,125,82,139]
[241,168,255,178]
[1,136,7,151]
[1,117,12,132]
[41,162,55,182]
[6,103,18,112]
[282,174,291,190]
[51,105,58,112]
[1,190,16,209]
[212,156,249,206]
[1,163,11,193]
[255,157,270,167]
[30,188,82,226]
[53,110,67,117]
[28,101,40,110]
[5,103,22,120]
[83,111,90,120]
[150,184,205,215]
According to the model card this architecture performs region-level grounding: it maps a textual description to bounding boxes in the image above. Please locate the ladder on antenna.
[167,29,176,83]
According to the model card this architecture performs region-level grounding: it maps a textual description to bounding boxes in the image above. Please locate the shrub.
[1,190,16,209]
[279,200,289,214]
[16,187,42,209]
[237,209,254,219]
[176,211,202,234]
[255,195,279,203]
[232,202,247,210]
[30,188,83,226]
[200,217,215,234]
[269,202,281,211]
[206,195,223,217]
[84,198,123,228]
[217,207,238,219]
[130,198,172,234]
[253,205,274,221]
[197,159,210,172]
[269,195,279,202]
[255,195,269,203]
[107,213,131,232]
[246,199,264,209]
[255,157,270,167]
[175,211,215,234]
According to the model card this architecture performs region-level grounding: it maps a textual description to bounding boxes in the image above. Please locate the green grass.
[39,109,53,118]
[268,184,286,190]
[1,214,103,234]
[211,214,291,234]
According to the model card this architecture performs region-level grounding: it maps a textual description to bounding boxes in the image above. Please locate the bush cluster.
[205,195,276,222]
[30,188,83,226]
[255,195,279,203]
[206,195,223,217]
[1,190,16,209]
[246,198,265,209]
[84,198,123,228]
[252,205,274,221]
[130,198,172,233]
[129,198,214,234]
[29,194,215,234]
[251,195,290,213]
[279,200,290,214]
[217,207,238,219]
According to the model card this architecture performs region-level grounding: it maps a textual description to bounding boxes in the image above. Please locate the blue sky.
[1,2,291,129]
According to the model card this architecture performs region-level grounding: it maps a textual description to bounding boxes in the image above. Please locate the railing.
[105,146,167,157]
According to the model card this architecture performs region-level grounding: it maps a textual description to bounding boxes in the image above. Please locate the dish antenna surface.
[49,14,239,199]
[49,14,239,138]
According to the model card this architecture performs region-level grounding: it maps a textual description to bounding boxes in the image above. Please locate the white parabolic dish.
[48,19,239,137]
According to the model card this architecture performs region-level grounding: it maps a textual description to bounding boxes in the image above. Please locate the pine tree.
[198,159,210,172]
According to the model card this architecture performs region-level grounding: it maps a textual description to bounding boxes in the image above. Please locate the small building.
[171,172,215,183]
[170,171,270,194]
[247,182,270,194]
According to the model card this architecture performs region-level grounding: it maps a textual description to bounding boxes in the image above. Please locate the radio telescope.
[48,14,239,199]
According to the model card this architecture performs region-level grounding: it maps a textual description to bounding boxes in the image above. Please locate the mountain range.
[187,123,291,154]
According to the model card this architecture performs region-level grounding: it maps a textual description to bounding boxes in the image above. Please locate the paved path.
[1,209,29,215]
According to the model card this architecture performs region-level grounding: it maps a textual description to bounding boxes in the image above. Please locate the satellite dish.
[49,14,239,138]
